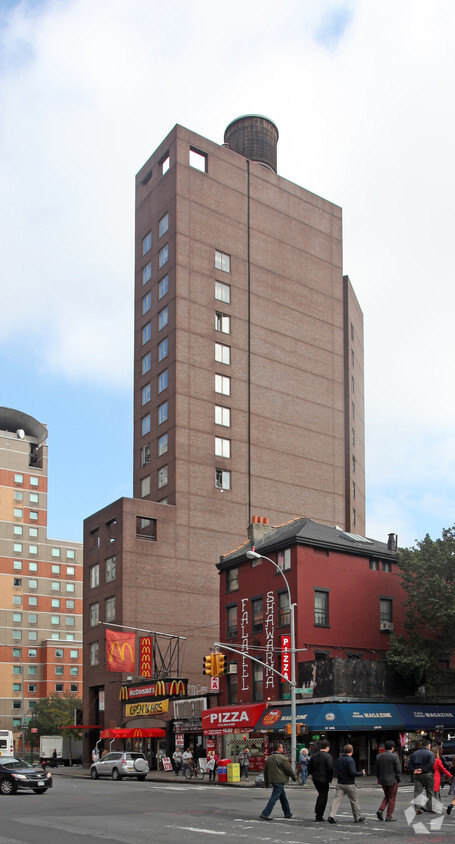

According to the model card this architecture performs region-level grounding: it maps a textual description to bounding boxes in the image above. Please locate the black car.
[0,756,53,795]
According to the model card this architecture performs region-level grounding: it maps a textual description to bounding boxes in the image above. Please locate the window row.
[11,630,77,642]
[141,213,168,256]
[13,598,75,609]
[141,276,168,315]
[14,474,40,487]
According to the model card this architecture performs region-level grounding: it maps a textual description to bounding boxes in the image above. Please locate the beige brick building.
[83,117,365,742]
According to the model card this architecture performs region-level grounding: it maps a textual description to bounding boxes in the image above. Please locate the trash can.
[217,758,231,783]
[227,762,240,783]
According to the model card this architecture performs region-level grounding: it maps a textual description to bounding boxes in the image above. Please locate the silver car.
[90,752,149,781]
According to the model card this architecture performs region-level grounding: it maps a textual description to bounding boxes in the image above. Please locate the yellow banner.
[125,699,169,717]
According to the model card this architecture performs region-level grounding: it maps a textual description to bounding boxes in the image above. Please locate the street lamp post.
[246,550,297,774]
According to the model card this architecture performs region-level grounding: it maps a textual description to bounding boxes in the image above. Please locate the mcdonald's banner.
[119,679,187,701]
[139,636,153,678]
[125,699,169,717]
[106,629,136,673]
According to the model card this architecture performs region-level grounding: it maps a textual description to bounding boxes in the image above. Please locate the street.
[0,774,454,843]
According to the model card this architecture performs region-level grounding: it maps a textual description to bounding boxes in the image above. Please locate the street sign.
[296,688,312,694]
[31,727,38,733]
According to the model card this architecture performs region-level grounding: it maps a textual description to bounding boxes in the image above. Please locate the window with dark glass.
[252,597,263,632]
[226,605,237,638]
[314,589,329,626]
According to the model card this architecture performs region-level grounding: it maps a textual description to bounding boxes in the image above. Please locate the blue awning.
[255,702,405,732]
[396,705,455,730]
[254,702,455,733]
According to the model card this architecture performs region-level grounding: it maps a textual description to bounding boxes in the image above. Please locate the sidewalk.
[51,766,384,789]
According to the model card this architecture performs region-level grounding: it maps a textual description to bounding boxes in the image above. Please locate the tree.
[387,526,455,690]
[26,692,82,762]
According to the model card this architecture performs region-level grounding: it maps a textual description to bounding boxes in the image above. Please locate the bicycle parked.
[184,760,205,780]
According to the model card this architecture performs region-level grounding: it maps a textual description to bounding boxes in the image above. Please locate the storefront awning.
[397,705,455,730]
[255,703,405,732]
[100,728,166,739]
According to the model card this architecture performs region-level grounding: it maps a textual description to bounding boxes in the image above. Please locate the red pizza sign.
[281,635,291,682]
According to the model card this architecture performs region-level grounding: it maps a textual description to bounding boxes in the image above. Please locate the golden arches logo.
[155,681,166,697]
[109,641,134,664]
[119,686,129,700]
[133,729,142,738]
[169,680,186,697]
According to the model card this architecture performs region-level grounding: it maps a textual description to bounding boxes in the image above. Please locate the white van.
[0,730,14,757]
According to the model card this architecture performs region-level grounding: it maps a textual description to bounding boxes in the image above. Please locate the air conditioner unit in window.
[380,621,394,632]
[226,664,237,674]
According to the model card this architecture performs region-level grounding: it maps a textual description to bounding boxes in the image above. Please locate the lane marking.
[170,827,226,835]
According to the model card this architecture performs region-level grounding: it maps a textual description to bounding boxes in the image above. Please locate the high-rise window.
[215,281,230,303]
[142,353,151,375]
[158,402,168,424]
[158,338,168,361]
[158,370,168,393]
[142,232,152,255]
[142,292,151,315]
[89,642,99,666]
[157,466,168,488]
[158,306,168,330]
[89,603,99,627]
[215,437,230,458]
[141,444,151,465]
[89,564,99,589]
[215,312,230,334]
[105,596,116,622]
[159,244,168,268]
[106,556,116,583]
[215,250,230,273]
[215,374,230,395]
[141,476,151,497]
[158,275,168,299]
[142,322,151,344]
[215,343,230,365]
[158,433,168,456]
[142,262,152,284]
[142,384,151,405]
[215,468,231,490]
[215,406,230,427]
[142,414,151,436]
[159,213,169,238]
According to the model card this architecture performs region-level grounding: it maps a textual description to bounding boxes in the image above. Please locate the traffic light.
[284,724,292,735]
[217,653,226,675]
[203,654,215,676]
[296,724,308,736]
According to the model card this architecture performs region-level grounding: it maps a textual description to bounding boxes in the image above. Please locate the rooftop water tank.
[224,115,279,172]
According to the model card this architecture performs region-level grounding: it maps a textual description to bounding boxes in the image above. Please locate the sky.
[1,0,454,550]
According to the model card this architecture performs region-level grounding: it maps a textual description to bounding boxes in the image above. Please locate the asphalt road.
[0,775,454,843]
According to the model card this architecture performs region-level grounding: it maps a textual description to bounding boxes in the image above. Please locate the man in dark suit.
[408,739,436,814]
[307,740,334,822]
[375,740,402,821]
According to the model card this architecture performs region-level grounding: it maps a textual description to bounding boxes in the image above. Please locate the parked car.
[0,756,53,795]
[90,752,149,781]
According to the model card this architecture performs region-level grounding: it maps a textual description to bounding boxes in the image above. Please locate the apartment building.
[0,408,82,747]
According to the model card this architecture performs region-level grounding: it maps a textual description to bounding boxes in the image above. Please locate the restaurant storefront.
[254,702,455,773]
[202,703,267,770]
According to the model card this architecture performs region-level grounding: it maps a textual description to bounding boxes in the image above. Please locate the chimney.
[387,533,398,552]
[247,516,274,544]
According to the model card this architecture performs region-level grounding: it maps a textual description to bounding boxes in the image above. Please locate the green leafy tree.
[387,526,455,689]
[26,692,82,762]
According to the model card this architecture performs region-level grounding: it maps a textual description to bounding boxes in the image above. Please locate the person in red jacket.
[432,746,451,798]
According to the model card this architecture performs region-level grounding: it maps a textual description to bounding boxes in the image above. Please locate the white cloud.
[1,0,455,543]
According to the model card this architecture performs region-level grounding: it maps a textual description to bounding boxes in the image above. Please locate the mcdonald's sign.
[106,629,135,673]
[169,680,186,697]
[118,679,188,702]
[155,680,166,697]
[139,636,152,678]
